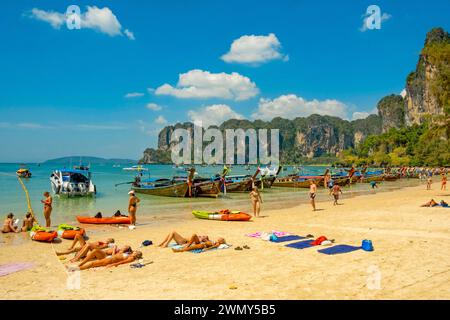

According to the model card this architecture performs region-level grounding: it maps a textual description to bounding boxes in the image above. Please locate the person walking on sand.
[332,184,342,206]
[41,191,52,227]
[427,174,432,190]
[441,174,447,191]
[309,180,317,211]
[128,190,140,226]
[249,186,263,217]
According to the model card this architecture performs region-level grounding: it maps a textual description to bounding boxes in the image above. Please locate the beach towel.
[0,262,35,277]
[317,245,362,255]
[285,240,314,250]
[246,231,291,238]
[270,235,305,243]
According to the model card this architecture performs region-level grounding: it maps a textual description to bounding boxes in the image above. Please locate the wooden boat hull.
[273,176,324,188]
[132,182,189,197]
[192,181,221,198]
[383,174,399,181]
[215,180,253,193]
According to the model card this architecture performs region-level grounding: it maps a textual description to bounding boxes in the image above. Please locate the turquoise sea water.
[0,163,423,229]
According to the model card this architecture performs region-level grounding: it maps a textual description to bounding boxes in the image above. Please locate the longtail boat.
[273,168,328,188]
[132,179,189,197]
[132,169,197,198]
[215,168,260,193]
[173,170,221,198]
[257,166,283,189]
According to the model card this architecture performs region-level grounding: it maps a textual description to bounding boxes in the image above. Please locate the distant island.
[43,156,137,165]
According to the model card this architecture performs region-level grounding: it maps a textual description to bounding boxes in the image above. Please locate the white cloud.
[155,115,168,125]
[155,69,259,101]
[29,6,134,39]
[17,122,48,129]
[352,107,378,120]
[360,12,392,32]
[0,122,11,128]
[125,92,144,98]
[252,94,350,120]
[146,103,162,111]
[124,29,135,40]
[76,124,126,130]
[29,8,65,29]
[137,120,160,136]
[221,33,288,65]
[188,104,244,128]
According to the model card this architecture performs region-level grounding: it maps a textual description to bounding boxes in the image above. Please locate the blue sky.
[0,0,449,162]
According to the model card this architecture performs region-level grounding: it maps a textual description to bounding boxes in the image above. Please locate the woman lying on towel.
[78,245,133,267]
[172,235,226,253]
[421,199,438,207]
[78,251,142,270]
[56,235,115,259]
[158,230,210,248]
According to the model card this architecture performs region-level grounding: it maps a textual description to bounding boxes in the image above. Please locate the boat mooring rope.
[17,176,36,220]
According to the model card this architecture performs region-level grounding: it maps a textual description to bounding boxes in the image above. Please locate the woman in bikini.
[441,174,447,191]
[128,190,140,226]
[172,236,226,253]
[249,186,263,217]
[56,235,115,260]
[2,213,19,233]
[21,212,36,232]
[78,251,142,270]
[77,245,133,268]
[158,231,210,248]
[41,191,52,227]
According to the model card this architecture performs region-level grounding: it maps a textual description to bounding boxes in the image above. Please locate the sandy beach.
[1,181,449,300]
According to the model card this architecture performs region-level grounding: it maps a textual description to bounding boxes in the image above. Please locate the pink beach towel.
[246,231,291,238]
[0,262,35,277]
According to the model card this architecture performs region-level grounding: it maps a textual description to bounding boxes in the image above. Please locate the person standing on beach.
[249,186,263,217]
[332,184,342,206]
[427,174,432,190]
[128,190,140,226]
[441,174,447,191]
[41,191,52,227]
[309,180,317,211]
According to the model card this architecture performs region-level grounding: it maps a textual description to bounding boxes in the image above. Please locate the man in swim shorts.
[332,184,342,205]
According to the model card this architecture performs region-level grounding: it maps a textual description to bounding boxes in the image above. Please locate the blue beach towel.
[318,245,362,255]
[285,240,314,250]
[271,235,305,243]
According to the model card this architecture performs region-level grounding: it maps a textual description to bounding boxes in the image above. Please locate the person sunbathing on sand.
[172,235,226,253]
[2,213,19,233]
[78,245,133,267]
[421,199,438,207]
[158,230,209,248]
[78,251,142,270]
[56,235,114,256]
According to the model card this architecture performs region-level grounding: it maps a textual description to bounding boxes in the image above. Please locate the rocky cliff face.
[404,28,449,125]
[377,95,405,132]
[140,114,382,163]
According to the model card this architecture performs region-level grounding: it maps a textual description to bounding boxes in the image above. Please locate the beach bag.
[362,239,374,251]
[311,236,327,246]
[269,234,278,242]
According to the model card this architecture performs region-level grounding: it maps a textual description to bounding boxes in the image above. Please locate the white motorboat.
[123,165,149,172]
[50,166,96,197]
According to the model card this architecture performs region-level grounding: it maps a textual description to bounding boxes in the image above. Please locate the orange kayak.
[76,216,131,224]
[30,231,58,242]
[58,228,85,239]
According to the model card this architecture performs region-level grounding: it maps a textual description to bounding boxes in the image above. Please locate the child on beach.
[309,180,317,211]
[2,213,19,233]
[332,184,343,206]
[249,186,263,217]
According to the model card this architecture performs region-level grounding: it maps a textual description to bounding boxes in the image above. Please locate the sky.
[0,0,449,162]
